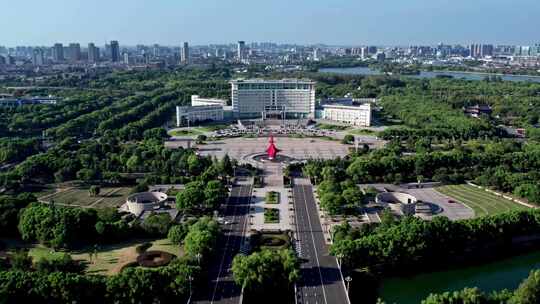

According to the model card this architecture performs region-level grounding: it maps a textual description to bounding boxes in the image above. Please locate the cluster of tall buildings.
[1,41,121,66]
[469,44,494,58]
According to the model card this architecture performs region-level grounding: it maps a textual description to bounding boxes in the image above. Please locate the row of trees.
[17,203,131,249]
[331,210,540,273]
[232,249,299,302]
[0,258,198,303]
[420,269,540,304]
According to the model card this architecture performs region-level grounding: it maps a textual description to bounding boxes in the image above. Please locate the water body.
[379,250,540,304]
[319,67,540,83]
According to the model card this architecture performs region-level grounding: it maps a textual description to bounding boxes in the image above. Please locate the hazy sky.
[2,0,539,46]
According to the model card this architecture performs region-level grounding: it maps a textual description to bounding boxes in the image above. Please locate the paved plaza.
[359,183,475,221]
[196,137,351,161]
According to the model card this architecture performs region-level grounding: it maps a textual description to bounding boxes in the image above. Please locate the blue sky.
[2,0,539,46]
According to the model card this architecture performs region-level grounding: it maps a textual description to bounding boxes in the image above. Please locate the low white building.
[191,95,228,107]
[176,105,224,127]
[322,103,372,127]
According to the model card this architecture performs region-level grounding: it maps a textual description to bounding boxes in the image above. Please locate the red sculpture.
[266,135,279,160]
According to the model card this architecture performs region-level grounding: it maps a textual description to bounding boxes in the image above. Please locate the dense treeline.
[331,210,540,274]
[3,91,121,135]
[303,140,540,208]
[46,91,165,139]
[17,204,132,249]
[0,216,218,303]
[420,269,540,304]
[0,255,198,303]
[2,138,214,187]
[0,137,42,165]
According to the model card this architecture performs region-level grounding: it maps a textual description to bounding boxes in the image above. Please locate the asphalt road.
[293,181,350,304]
[195,180,252,304]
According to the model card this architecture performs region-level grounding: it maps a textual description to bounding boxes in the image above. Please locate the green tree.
[511,270,540,304]
[342,134,355,145]
[232,249,299,296]
[168,224,188,245]
[203,180,228,210]
[89,185,101,197]
[176,182,205,212]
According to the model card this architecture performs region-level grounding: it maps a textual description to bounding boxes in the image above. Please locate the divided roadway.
[195,180,252,304]
[293,180,350,304]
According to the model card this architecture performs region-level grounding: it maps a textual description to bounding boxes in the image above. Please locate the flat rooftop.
[230,78,315,84]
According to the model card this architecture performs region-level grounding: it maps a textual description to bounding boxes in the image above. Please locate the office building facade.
[88,43,99,63]
[32,48,45,66]
[52,43,64,62]
[181,42,189,64]
[110,40,120,62]
[322,103,372,127]
[230,79,316,119]
[176,105,224,127]
[237,41,246,62]
[68,43,81,62]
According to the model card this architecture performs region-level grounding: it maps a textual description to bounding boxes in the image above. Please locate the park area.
[38,186,132,208]
[436,184,530,217]
[17,238,182,276]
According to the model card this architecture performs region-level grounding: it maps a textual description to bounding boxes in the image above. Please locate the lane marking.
[299,184,328,304]
[210,185,245,303]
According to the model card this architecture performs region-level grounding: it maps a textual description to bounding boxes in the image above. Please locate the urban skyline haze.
[2,0,539,46]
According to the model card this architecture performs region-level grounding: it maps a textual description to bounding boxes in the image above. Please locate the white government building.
[175,79,373,127]
[321,101,372,127]
[176,95,229,126]
[230,79,316,119]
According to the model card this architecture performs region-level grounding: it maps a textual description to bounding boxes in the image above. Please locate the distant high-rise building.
[312,48,320,61]
[4,55,14,65]
[360,47,369,59]
[0,55,5,65]
[181,42,189,64]
[52,43,64,62]
[237,41,246,62]
[110,41,120,62]
[68,43,81,62]
[88,43,99,63]
[123,52,130,65]
[153,44,160,57]
[469,44,494,58]
[32,48,45,66]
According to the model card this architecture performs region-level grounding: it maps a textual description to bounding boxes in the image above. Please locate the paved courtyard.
[196,137,350,161]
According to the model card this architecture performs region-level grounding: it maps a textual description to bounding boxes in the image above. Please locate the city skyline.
[2,0,539,46]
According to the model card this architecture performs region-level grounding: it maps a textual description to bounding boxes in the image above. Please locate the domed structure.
[123,192,168,216]
[376,192,418,216]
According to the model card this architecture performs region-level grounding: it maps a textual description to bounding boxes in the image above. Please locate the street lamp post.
[345,276,352,294]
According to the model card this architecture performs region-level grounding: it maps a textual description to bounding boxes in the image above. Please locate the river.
[379,250,540,304]
[319,67,540,83]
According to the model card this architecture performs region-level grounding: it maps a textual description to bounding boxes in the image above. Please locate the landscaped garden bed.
[264,208,279,223]
[265,191,280,204]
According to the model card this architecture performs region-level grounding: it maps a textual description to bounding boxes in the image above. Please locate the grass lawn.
[39,187,131,208]
[264,208,280,223]
[196,124,229,132]
[169,129,203,136]
[436,184,529,217]
[316,123,351,131]
[25,239,183,276]
[266,191,280,204]
[348,128,378,136]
